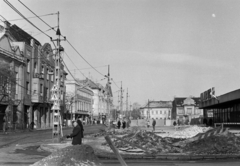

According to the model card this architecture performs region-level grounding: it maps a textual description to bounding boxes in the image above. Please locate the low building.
[200,88,240,126]
[140,101,172,120]
[172,97,203,124]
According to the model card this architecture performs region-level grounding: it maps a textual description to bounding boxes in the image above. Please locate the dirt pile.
[183,132,240,155]
[101,127,240,155]
[31,144,102,166]
[102,130,185,154]
[168,125,212,139]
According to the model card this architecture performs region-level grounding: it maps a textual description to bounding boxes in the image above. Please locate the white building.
[65,79,93,123]
[140,101,172,120]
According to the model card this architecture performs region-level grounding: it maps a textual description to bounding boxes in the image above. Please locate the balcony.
[32,94,43,103]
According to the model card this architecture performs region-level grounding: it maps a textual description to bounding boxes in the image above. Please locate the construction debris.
[168,125,212,139]
[31,144,102,166]
[100,126,240,155]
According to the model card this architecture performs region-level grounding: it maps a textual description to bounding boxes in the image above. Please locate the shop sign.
[200,87,215,101]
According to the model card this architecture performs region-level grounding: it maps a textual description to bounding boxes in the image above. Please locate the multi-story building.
[65,79,93,124]
[0,20,67,130]
[172,97,203,124]
[78,79,112,122]
[0,21,25,130]
[140,101,172,120]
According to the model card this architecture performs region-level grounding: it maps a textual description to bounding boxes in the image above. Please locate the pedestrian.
[66,120,82,145]
[152,118,156,132]
[117,119,121,129]
[3,114,7,134]
[122,119,126,129]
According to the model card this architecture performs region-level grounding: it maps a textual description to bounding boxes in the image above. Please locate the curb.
[96,152,240,160]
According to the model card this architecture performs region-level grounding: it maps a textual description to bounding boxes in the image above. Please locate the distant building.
[172,97,203,123]
[65,79,93,122]
[140,101,172,120]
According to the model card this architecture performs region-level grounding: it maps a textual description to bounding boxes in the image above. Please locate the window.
[187,108,192,114]
[164,111,166,114]
[26,82,30,95]
[41,65,44,74]
[160,111,162,114]
[15,72,18,94]
[27,59,30,72]
[46,87,49,99]
[46,68,49,80]
[177,108,184,114]
[40,84,43,95]
[34,62,37,74]
[152,110,154,115]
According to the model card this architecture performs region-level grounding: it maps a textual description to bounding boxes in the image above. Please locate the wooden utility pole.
[50,12,65,142]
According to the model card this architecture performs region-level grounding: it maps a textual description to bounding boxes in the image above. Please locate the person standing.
[122,119,126,129]
[66,121,82,145]
[3,115,7,134]
[152,118,156,132]
[117,119,121,129]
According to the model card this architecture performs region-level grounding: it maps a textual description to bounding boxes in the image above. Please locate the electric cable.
[5,12,57,22]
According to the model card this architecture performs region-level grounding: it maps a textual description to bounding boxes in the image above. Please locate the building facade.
[172,97,203,124]
[140,101,172,120]
[65,79,93,124]
[200,88,240,126]
[0,20,67,130]
[0,24,25,130]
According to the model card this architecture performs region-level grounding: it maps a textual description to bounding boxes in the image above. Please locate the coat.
[69,125,82,145]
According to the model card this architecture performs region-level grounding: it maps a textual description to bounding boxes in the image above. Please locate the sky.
[1,0,240,106]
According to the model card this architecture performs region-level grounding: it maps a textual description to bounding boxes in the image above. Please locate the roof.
[173,97,201,106]
[9,24,41,46]
[141,101,172,108]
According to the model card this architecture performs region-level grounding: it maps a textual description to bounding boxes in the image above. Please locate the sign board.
[51,101,60,110]
[50,93,58,101]
[200,87,215,101]
[51,84,59,92]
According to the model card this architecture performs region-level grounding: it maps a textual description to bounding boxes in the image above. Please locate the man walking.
[152,118,156,132]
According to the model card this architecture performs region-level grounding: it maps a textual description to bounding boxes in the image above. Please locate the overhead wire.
[18,0,107,78]
[4,12,57,22]
[4,0,52,39]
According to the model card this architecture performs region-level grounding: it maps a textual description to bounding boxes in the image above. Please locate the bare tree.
[0,62,16,123]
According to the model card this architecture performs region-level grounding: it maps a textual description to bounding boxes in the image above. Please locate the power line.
[4,0,52,39]
[5,12,57,22]
[69,65,108,71]
[33,26,58,37]
[66,40,105,77]
[17,0,107,79]
[64,51,87,79]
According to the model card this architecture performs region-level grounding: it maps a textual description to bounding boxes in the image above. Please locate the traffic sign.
[51,84,59,92]
[51,93,58,101]
[51,101,60,110]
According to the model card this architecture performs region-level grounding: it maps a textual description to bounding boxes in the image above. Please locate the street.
[1,125,240,166]
[0,124,106,166]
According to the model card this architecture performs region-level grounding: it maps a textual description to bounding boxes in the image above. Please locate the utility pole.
[106,65,111,122]
[50,12,66,143]
[148,99,150,119]
[120,81,123,117]
[126,88,129,117]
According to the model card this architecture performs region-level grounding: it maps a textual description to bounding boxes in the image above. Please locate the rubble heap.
[183,132,240,155]
[168,125,212,139]
[103,130,184,154]
[101,127,240,155]
[31,144,102,166]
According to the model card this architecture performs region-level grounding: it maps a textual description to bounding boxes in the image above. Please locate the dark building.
[200,89,240,126]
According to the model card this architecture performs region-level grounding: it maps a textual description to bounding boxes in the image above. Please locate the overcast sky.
[1,0,240,106]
